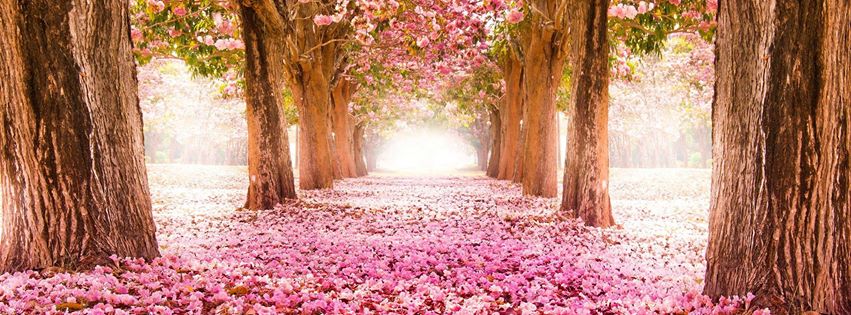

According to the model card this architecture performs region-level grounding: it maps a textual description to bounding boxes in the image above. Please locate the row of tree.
[0,0,849,313]
[398,1,851,312]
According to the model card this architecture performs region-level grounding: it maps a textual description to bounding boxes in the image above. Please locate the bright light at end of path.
[378,129,475,173]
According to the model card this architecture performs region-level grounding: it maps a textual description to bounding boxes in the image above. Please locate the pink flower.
[214,39,229,50]
[168,28,181,38]
[416,36,430,48]
[706,0,718,12]
[506,9,524,24]
[609,4,638,19]
[624,5,639,19]
[314,15,333,26]
[131,28,143,42]
[172,7,187,17]
[637,1,654,14]
[669,0,681,5]
[147,0,164,12]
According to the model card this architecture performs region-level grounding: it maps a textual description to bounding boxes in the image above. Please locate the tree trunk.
[513,112,526,183]
[487,108,502,178]
[328,116,343,180]
[520,2,564,197]
[704,1,850,313]
[331,79,357,178]
[293,66,335,190]
[560,0,614,228]
[498,55,524,181]
[353,123,368,176]
[0,0,159,272]
[240,4,297,210]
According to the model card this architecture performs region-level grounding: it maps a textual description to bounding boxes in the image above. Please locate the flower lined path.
[1,165,750,314]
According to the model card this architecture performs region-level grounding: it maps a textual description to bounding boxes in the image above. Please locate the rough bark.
[513,110,526,183]
[293,66,335,190]
[329,118,343,180]
[498,55,524,181]
[244,0,346,190]
[519,0,565,197]
[560,0,614,228]
[704,0,851,313]
[487,108,502,178]
[0,0,159,272]
[240,4,297,210]
[331,79,358,178]
[353,123,368,176]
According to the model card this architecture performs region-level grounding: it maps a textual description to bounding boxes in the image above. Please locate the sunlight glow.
[377,128,475,172]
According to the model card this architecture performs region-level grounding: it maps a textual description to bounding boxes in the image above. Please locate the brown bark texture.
[244,0,347,190]
[353,123,368,176]
[240,4,297,210]
[329,120,343,180]
[519,0,566,197]
[0,0,159,272]
[331,79,358,178]
[704,0,851,313]
[487,107,502,178]
[498,54,524,181]
[560,0,614,228]
[294,70,336,189]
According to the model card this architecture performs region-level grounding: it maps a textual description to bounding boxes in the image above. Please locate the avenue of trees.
[0,0,848,313]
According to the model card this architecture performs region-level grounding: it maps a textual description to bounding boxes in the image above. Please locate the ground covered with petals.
[1,166,757,314]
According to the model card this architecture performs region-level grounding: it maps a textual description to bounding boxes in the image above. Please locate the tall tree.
[518,0,567,197]
[331,79,358,178]
[497,50,525,181]
[486,106,502,178]
[704,0,850,313]
[0,0,159,272]
[240,3,297,209]
[352,122,369,176]
[560,0,614,227]
[131,0,299,204]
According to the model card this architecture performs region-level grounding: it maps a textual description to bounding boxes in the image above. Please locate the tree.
[486,105,502,178]
[556,0,716,227]
[0,0,159,272]
[132,0,297,205]
[246,0,347,190]
[240,3,297,209]
[496,48,526,181]
[704,0,850,313]
[518,1,566,198]
[561,0,614,227]
[331,78,359,178]
[352,122,369,176]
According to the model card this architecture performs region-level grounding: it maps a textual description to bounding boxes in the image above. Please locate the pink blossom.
[706,0,718,12]
[314,14,333,26]
[506,9,524,24]
[131,28,143,42]
[172,6,187,17]
[168,28,181,38]
[147,0,164,12]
